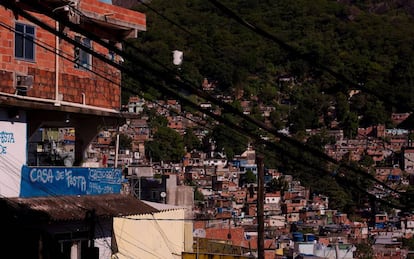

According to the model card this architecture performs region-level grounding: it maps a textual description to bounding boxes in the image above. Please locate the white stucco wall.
[113,208,187,259]
[0,110,26,197]
[96,237,113,259]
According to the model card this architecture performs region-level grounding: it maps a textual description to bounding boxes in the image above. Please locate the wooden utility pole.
[256,155,264,259]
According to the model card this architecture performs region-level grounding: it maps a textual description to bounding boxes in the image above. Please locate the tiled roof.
[206,227,246,246]
[1,194,158,222]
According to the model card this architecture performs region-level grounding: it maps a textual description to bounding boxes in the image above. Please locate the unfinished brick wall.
[0,2,144,109]
[80,0,146,28]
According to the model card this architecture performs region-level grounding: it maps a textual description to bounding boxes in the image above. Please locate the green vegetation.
[129,0,414,115]
[111,133,132,150]
[244,170,257,184]
[124,1,414,213]
[145,126,185,162]
[183,128,201,151]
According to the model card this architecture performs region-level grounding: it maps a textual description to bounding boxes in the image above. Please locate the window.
[74,36,92,70]
[28,127,76,166]
[15,23,35,61]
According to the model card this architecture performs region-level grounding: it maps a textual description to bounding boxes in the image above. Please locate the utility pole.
[114,133,119,168]
[86,209,99,259]
[256,154,264,259]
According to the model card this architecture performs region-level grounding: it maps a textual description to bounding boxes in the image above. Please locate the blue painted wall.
[20,165,123,197]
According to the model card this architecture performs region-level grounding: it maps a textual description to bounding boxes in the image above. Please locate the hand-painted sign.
[0,119,27,197]
[20,165,123,197]
[0,131,15,155]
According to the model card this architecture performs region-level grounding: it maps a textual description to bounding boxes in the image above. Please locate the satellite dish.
[160,191,166,198]
[193,228,206,238]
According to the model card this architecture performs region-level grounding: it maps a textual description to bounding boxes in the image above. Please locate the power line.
[1,2,410,209]
[119,3,411,204]
[0,21,117,86]
[206,0,413,113]
[133,0,414,185]
[4,3,398,199]
[127,1,414,209]
[135,0,196,37]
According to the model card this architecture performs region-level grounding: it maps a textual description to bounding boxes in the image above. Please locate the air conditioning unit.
[15,73,34,96]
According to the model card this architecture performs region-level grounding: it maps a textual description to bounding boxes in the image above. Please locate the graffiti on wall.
[0,131,15,155]
[0,119,27,198]
[20,165,123,197]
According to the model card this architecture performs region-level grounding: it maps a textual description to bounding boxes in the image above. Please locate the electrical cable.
[206,0,414,113]
[130,0,414,209]
[15,0,406,200]
[112,219,171,258]
[5,1,410,211]
[135,0,196,38]
[0,21,118,88]
[1,15,215,192]
[139,0,412,203]
[0,14,226,222]
[0,1,410,211]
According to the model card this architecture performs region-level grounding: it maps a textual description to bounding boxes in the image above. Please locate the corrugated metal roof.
[142,200,187,211]
[2,194,159,222]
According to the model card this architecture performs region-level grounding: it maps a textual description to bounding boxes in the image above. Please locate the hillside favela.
[1,0,414,258]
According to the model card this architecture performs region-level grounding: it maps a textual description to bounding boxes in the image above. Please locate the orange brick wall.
[0,3,142,109]
[80,0,146,27]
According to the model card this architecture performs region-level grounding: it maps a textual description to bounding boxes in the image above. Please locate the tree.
[306,131,335,152]
[209,124,248,160]
[194,187,205,202]
[269,109,284,130]
[145,126,185,162]
[261,84,277,104]
[146,108,168,129]
[360,99,389,127]
[183,128,201,151]
[245,170,257,184]
[266,176,289,197]
[342,112,359,138]
[111,133,132,150]
[403,237,414,251]
[335,92,349,123]
[359,154,375,168]
[128,0,414,215]
[355,241,374,259]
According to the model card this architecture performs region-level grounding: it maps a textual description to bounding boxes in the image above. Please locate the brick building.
[0,1,147,258]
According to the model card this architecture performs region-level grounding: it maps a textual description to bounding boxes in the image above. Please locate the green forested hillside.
[122,0,414,213]
[127,0,414,115]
